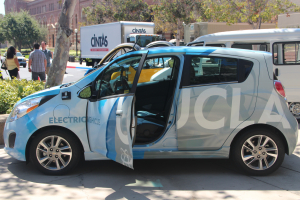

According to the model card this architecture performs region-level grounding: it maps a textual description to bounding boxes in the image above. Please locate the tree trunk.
[45,0,76,88]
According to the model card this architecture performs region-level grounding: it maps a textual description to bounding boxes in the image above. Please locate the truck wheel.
[231,128,285,176]
[30,128,82,175]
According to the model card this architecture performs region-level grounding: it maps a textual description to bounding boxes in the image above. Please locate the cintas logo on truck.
[91,34,108,47]
[132,28,146,33]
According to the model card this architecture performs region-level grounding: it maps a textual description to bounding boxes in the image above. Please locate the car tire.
[231,128,285,176]
[30,128,82,175]
[23,65,26,68]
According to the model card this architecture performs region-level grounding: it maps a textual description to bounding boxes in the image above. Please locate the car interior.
[134,56,180,144]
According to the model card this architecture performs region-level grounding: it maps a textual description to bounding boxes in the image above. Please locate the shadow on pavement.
[2,156,299,199]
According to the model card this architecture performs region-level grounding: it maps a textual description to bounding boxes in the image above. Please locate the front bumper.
[19,61,26,67]
[3,115,37,161]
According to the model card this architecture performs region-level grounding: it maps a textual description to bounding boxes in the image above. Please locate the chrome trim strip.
[182,81,238,88]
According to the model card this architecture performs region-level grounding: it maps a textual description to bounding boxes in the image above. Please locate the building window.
[42,5,46,13]
[49,3,54,11]
[58,1,63,9]
[75,14,77,27]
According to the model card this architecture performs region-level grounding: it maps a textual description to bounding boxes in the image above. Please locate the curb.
[66,66,91,70]
[0,114,9,145]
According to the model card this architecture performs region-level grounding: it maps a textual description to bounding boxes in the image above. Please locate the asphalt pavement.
[1,127,300,199]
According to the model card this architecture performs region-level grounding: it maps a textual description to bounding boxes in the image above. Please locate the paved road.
[2,62,300,199]
[1,62,90,83]
[1,129,300,199]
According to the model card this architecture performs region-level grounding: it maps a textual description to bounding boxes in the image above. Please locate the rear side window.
[205,44,225,47]
[273,42,300,65]
[232,43,270,52]
[184,56,253,86]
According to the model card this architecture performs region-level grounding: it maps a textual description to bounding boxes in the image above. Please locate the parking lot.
[1,125,300,200]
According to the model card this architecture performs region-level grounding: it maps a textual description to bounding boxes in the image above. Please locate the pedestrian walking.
[28,43,47,82]
[41,41,53,75]
[5,46,20,79]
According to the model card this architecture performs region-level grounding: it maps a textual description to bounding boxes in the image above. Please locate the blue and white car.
[3,47,298,176]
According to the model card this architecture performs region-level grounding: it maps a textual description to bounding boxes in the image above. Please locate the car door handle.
[116,110,123,116]
[275,68,279,76]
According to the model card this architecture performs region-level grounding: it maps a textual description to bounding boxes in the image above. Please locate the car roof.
[146,46,270,55]
[115,46,270,61]
[192,28,300,43]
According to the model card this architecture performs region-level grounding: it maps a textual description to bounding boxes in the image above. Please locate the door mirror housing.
[78,86,92,99]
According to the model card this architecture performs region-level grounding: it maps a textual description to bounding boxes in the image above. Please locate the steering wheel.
[114,78,130,93]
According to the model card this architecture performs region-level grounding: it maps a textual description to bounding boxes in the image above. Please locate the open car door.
[86,53,147,169]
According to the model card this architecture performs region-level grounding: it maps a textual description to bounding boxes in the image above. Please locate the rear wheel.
[30,129,82,175]
[231,128,285,176]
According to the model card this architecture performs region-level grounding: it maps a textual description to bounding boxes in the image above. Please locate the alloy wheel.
[36,135,72,171]
[241,135,278,170]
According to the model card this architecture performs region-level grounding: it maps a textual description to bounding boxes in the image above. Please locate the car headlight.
[9,97,42,122]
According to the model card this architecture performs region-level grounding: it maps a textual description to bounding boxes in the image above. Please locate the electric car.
[3,46,298,176]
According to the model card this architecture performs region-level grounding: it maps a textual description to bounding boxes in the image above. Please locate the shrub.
[0,78,44,114]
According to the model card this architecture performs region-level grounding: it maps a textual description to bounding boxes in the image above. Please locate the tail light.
[274,80,286,98]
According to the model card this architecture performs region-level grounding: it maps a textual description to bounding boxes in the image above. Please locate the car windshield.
[16,52,22,57]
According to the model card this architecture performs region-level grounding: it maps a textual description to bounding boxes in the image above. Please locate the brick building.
[4,0,158,49]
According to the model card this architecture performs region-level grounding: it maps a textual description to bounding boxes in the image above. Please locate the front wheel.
[30,129,82,175]
[231,128,285,176]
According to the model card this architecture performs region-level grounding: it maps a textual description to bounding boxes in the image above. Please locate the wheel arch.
[229,123,289,155]
[25,125,84,163]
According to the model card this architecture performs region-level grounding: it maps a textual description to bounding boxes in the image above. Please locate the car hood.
[16,85,61,106]
[17,56,25,60]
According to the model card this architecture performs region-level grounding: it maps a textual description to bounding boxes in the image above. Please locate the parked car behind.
[1,51,27,68]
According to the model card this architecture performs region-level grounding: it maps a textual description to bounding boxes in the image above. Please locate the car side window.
[188,56,253,86]
[190,56,238,85]
[138,56,179,83]
[273,42,300,65]
[96,56,141,98]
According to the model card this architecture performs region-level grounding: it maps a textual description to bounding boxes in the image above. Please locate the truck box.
[80,21,156,66]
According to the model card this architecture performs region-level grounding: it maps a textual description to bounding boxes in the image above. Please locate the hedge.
[0,78,44,114]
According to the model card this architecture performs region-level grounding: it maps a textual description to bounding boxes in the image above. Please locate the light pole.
[75,28,78,56]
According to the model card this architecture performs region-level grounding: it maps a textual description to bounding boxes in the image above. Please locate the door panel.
[177,55,259,150]
[86,53,148,169]
[88,95,134,169]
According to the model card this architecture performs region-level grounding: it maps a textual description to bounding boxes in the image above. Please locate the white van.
[188,29,300,117]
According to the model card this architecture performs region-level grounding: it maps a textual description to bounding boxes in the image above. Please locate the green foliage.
[0,27,5,44]
[0,79,44,114]
[79,87,91,98]
[0,10,46,51]
[151,0,205,45]
[202,0,300,29]
[82,0,151,26]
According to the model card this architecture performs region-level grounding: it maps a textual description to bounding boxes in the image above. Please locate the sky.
[0,0,5,15]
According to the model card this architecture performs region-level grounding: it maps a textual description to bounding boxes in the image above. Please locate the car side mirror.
[78,86,92,99]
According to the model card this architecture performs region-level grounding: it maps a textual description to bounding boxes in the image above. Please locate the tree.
[45,0,76,88]
[82,0,151,26]
[0,26,5,47]
[203,0,300,29]
[0,11,43,51]
[151,0,205,46]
